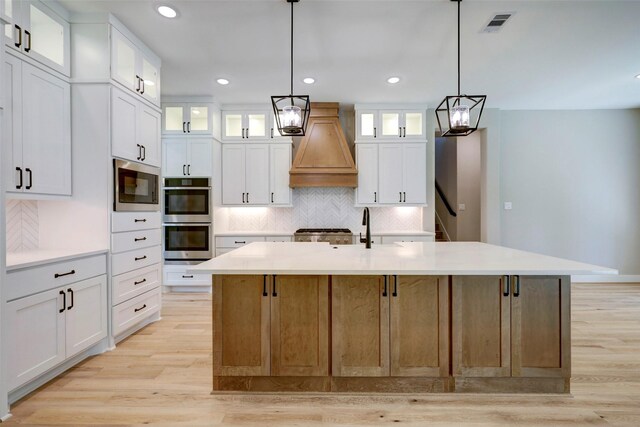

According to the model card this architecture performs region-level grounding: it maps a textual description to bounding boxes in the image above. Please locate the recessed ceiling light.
[217,78,230,85]
[636,74,640,80]
[156,5,177,18]
[303,77,315,84]
[387,76,400,84]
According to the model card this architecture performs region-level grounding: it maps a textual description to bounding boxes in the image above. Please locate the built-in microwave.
[163,223,213,261]
[163,178,211,223]
[114,159,160,212]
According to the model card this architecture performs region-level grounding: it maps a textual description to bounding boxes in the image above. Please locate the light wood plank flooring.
[5,283,640,426]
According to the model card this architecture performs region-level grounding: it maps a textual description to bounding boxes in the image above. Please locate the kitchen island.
[190,242,616,394]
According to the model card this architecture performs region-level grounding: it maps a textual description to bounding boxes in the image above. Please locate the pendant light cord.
[290,0,294,97]
[457,0,461,96]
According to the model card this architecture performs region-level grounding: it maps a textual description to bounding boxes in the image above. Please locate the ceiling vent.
[481,12,514,33]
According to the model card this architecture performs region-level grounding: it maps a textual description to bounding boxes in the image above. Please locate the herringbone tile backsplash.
[226,188,422,232]
[6,200,39,252]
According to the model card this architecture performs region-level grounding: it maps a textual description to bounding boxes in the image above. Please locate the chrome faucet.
[360,207,371,249]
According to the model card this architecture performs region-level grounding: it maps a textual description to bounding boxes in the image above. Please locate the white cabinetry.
[269,144,292,205]
[356,108,426,141]
[163,264,211,291]
[221,144,270,205]
[111,26,160,106]
[162,139,212,177]
[111,85,161,166]
[222,110,269,140]
[5,254,107,392]
[215,235,292,257]
[163,103,212,135]
[356,143,427,206]
[4,0,70,76]
[5,53,70,195]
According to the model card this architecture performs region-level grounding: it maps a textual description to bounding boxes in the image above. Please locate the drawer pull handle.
[134,278,147,285]
[135,255,147,261]
[135,219,147,223]
[182,275,194,279]
[234,241,246,244]
[134,237,147,242]
[55,269,75,279]
[134,304,147,313]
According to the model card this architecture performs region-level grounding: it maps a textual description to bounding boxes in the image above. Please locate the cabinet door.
[379,111,401,139]
[140,55,160,105]
[356,144,378,205]
[452,276,511,377]
[269,144,291,205]
[24,1,70,76]
[332,275,389,377]
[187,104,211,134]
[221,144,245,205]
[222,112,243,140]
[213,275,270,376]
[6,287,66,391]
[246,111,268,139]
[271,276,329,376]
[390,276,449,377]
[111,86,139,162]
[65,276,107,359]
[356,110,378,140]
[402,143,427,204]
[244,144,270,205]
[4,53,23,193]
[511,275,570,378]
[110,27,137,92]
[3,0,20,48]
[21,61,71,195]
[403,110,425,139]
[138,103,161,167]
[187,139,212,177]
[162,139,188,177]
[377,144,403,204]
[162,103,186,134]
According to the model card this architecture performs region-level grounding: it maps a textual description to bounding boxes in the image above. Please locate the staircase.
[435,221,448,242]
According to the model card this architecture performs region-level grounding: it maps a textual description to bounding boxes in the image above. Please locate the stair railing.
[435,180,457,217]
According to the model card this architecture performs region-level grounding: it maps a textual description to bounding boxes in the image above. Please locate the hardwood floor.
[5,283,640,426]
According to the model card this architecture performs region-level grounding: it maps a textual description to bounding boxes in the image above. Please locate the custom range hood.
[289,102,357,187]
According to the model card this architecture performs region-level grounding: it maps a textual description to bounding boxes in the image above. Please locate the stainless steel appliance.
[163,223,213,261]
[163,177,211,223]
[114,159,160,212]
[294,228,353,245]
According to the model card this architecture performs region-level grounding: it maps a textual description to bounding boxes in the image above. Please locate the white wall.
[434,136,458,240]
[456,133,481,241]
[500,109,640,274]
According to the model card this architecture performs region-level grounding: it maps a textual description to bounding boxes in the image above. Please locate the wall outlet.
[504,202,513,210]
[458,203,466,211]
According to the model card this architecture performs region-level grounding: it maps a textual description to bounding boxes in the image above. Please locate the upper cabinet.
[163,103,213,135]
[3,0,70,76]
[356,105,427,142]
[222,110,270,141]
[4,53,71,196]
[111,27,160,106]
[162,139,212,177]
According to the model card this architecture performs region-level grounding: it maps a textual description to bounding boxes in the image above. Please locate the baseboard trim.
[572,274,640,283]
[0,412,13,422]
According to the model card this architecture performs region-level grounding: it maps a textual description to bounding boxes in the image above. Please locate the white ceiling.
[59,0,640,109]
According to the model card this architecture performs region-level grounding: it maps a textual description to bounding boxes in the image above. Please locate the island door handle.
[272,275,278,297]
[59,290,66,313]
[263,275,268,297]
[513,275,521,297]
[503,275,510,297]
[382,276,388,297]
[392,275,398,297]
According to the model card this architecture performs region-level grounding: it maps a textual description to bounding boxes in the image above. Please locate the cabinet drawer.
[6,254,107,302]
[112,287,161,337]
[112,246,162,276]
[164,265,211,286]
[112,212,161,233]
[215,248,235,257]
[380,235,434,244]
[113,263,161,305]
[215,236,265,248]
[111,229,162,254]
[265,236,292,242]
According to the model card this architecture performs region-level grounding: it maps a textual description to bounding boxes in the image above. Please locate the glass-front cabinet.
[4,0,70,76]
[162,103,212,135]
[222,110,269,141]
[356,107,427,141]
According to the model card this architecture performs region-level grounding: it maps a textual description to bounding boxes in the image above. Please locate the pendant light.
[271,0,311,136]
[435,0,486,137]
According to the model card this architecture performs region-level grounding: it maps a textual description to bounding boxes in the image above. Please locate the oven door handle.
[163,223,212,227]
[162,187,212,190]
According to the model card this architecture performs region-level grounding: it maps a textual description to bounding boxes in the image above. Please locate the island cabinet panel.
[452,276,511,377]
[332,276,390,377]
[390,276,449,377]
[511,275,570,378]
[270,276,329,376]
[213,275,270,376]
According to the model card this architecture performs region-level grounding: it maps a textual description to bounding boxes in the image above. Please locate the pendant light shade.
[271,0,311,136]
[435,0,486,137]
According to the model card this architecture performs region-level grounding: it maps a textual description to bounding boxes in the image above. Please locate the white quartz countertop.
[372,230,435,236]
[7,248,109,271]
[215,231,296,237]
[214,230,434,237]
[189,242,617,276]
